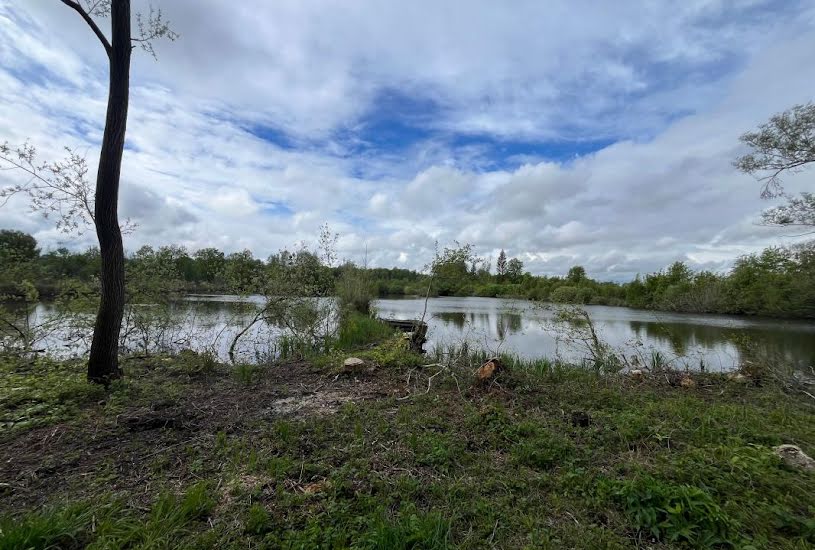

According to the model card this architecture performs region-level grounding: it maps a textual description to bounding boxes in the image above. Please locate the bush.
[336,313,395,350]
[550,286,579,303]
[336,265,377,315]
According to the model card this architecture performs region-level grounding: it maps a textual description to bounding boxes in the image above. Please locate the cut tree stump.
[475,357,503,383]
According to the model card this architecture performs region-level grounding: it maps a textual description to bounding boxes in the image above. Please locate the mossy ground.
[1,341,813,549]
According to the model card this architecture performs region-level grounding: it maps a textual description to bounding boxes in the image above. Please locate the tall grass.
[336,265,377,315]
[336,313,396,351]
[428,343,560,376]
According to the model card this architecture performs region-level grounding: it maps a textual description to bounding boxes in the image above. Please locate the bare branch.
[59,0,112,55]
[0,142,136,235]
[134,5,179,60]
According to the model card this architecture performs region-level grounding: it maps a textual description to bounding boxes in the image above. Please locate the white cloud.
[0,1,813,281]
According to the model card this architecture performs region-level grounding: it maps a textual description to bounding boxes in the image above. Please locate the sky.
[0,0,814,280]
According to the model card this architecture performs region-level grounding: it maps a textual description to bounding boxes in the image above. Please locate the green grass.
[1,345,814,549]
[0,355,106,436]
[0,482,214,550]
[335,312,397,351]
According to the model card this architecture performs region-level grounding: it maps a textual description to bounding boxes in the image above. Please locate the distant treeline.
[2,229,814,319]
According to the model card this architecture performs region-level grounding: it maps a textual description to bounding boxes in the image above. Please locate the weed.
[358,507,452,550]
[0,357,106,436]
[0,501,96,550]
[244,503,273,535]
[233,362,260,385]
[511,426,573,470]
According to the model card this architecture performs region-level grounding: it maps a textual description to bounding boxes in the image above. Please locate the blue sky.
[1,0,814,279]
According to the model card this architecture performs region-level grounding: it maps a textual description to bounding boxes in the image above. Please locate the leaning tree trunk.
[87,1,131,384]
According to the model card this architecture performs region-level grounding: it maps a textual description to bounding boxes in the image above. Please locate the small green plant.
[175,349,219,376]
[245,503,273,535]
[0,501,96,550]
[274,419,294,444]
[358,336,424,369]
[414,433,461,473]
[0,358,106,435]
[359,507,452,550]
[650,350,667,371]
[0,483,214,549]
[233,363,260,385]
[511,425,573,470]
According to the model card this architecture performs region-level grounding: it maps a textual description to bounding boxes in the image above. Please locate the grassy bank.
[1,339,814,549]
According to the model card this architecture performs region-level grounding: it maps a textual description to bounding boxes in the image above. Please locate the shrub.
[550,286,579,303]
[336,265,377,315]
[336,313,395,350]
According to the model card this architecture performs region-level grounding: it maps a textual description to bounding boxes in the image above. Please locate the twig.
[139,435,206,461]
[488,519,500,545]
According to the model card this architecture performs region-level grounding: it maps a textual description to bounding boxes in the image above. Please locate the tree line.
[2,229,813,319]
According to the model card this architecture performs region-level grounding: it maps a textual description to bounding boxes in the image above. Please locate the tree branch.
[59,0,112,56]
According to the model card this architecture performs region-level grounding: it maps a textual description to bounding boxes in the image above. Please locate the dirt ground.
[0,359,398,514]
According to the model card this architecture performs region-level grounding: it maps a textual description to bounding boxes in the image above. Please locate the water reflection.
[7,296,814,370]
[379,297,815,371]
[434,311,467,328]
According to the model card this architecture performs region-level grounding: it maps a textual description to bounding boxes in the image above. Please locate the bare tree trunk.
[87,1,131,384]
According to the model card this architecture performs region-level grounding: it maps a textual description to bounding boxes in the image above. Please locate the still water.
[17,295,815,371]
[376,297,815,371]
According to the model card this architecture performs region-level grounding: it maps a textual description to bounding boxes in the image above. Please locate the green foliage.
[602,475,737,546]
[357,336,425,369]
[358,508,452,549]
[245,503,273,535]
[0,501,94,550]
[550,285,579,303]
[0,357,106,434]
[3,228,813,319]
[336,313,395,351]
[233,363,261,385]
[511,424,573,470]
[0,482,214,550]
[567,265,586,284]
[496,249,507,278]
[174,349,218,376]
[734,101,815,203]
[223,249,264,294]
[336,263,377,315]
[0,229,39,263]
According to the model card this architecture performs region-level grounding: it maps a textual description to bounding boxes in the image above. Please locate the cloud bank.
[1,1,813,280]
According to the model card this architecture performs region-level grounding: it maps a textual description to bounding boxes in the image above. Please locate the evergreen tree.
[496,249,507,278]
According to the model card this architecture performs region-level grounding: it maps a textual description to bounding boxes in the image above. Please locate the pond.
[376,297,815,371]
[10,295,815,371]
